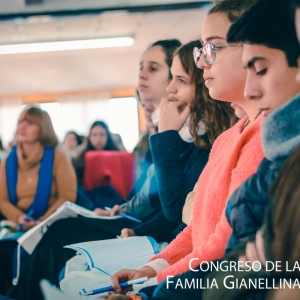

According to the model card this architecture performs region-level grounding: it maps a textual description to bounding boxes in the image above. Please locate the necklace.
[242,111,261,131]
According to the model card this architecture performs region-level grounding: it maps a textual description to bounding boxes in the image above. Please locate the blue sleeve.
[150,130,209,223]
[225,157,285,252]
[132,210,179,243]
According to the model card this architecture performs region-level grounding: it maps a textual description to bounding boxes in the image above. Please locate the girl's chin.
[208,90,232,103]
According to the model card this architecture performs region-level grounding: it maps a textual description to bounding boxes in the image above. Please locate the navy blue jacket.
[225,156,287,254]
[133,131,210,241]
[150,130,210,223]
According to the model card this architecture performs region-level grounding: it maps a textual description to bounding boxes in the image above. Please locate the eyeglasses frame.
[193,42,242,67]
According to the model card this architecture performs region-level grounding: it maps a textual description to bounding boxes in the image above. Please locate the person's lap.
[8,216,136,300]
[0,240,18,296]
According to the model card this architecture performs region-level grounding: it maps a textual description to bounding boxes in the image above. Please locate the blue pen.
[104,207,142,223]
[16,209,35,231]
[80,276,148,296]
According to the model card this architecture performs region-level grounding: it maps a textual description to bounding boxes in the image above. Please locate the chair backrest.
[82,151,134,199]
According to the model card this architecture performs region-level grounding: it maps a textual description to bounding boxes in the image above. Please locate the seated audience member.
[108,0,265,296]
[62,130,83,159]
[72,120,119,185]
[0,106,76,295]
[7,39,182,300]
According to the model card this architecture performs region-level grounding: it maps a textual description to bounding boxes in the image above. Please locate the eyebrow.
[140,61,161,66]
[201,36,226,43]
[246,57,266,69]
[176,75,188,81]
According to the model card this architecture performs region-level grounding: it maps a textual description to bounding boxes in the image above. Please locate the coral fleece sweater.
[150,115,264,282]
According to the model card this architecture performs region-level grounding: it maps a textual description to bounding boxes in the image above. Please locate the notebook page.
[65,237,156,268]
[63,202,120,220]
[18,204,78,254]
[94,254,154,276]
[18,202,120,254]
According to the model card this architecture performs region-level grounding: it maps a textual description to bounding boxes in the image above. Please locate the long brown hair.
[19,106,58,147]
[175,40,235,149]
[269,146,300,271]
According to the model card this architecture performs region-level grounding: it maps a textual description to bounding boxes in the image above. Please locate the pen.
[24,209,35,221]
[80,276,148,296]
[104,207,142,223]
[16,209,35,231]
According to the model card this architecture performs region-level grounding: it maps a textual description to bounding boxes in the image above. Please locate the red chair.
[82,151,134,199]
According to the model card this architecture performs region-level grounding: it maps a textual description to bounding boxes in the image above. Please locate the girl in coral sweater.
[109,0,264,296]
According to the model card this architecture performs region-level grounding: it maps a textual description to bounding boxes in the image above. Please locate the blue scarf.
[6,145,55,220]
[261,93,300,160]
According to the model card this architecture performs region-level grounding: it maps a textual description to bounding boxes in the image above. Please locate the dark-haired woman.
[72,121,119,185]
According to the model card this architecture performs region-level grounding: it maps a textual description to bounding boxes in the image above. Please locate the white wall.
[0,96,139,152]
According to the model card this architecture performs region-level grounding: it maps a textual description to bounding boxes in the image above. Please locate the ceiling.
[0,1,211,97]
[0,0,209,15]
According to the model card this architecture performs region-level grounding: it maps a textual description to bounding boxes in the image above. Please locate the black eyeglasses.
[193,42,242,67]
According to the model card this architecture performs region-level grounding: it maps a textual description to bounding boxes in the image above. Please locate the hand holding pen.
[111,268,155,294]
[17,209,36,231]
[80,276,148,296]
[94,205,125,217]
[104,207,142,223]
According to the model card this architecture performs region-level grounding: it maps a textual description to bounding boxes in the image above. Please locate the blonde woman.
[0,106,76,294]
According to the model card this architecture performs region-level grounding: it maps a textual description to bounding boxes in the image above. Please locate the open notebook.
[64,237,158,298]
[65,236,159,276]
[18,202,120,254]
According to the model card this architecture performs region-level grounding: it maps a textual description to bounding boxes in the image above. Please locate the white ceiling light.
[0,36,134,55]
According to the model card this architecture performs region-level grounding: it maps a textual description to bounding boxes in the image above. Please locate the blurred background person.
[62,130,83,159]
[0,106,76,295]
[72,120,119,185]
